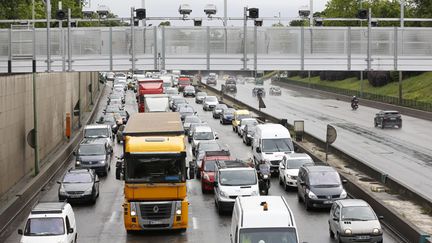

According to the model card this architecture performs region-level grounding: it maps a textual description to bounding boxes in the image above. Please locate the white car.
[18,202,77,243]
[237,118,258,137]
[278,153,314,190]
[214,160,259,214]
[191,126,218,154]
[202,96,219,111]
[329,199,383,242]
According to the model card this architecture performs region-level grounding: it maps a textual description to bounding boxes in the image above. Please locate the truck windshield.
[84,128,108,138]
[125,154,186,183]
[219,170,256,186]
[262,138,294,152]
[239,227,298,243]
[24,218,65,236]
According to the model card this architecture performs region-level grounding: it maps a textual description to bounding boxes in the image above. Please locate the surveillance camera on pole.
[96,5,110,18]
[204,4,217,17]
[357,9,368,19]
[135,8,146,20]
[179,4,192,19]
[254,18,263,26]
[248,8,259,19]
[298,7,310,18]
[194,18,202,26]
[82,10,94,19]
[56,9,66,20]
[314,18,323,26]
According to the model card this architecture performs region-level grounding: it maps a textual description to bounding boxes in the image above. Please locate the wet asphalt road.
[5,82,398,243]
[211,79,432,203]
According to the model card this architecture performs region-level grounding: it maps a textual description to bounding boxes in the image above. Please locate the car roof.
[337,199,370,207]
[256,124,291,137]
[238,196,295,228]
[284,153,312,160]
[381,110,400,114]
[85,124,110,129]
[304,165,336,173]
[31,202,68,215]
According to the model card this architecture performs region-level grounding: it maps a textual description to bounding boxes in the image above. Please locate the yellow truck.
[116,112,189,232]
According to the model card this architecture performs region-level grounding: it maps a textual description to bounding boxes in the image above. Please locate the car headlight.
[220,190,228,198]
[84,187,93,195]
[75,161,81,166]
[344,229,352,235]
[263,174,269,179]
[130,203,137,216]
[372,228,381,235]
[251,190,259,196]
[99,160,106,164]
[307,190,318,199]
[340,189,347,198]
[59,185,67,195]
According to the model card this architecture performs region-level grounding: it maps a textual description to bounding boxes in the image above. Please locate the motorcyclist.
[351,95,359,109]
[257,160,271,195]
[257,160,270,176]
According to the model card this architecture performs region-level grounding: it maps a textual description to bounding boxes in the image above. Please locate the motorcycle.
[351,100,359,110]
[258,167,271,195]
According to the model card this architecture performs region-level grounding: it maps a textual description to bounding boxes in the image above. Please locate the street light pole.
[243,7,248,70]
[224,0,227,26]
[310,0,313,27]
[46,0,51,72]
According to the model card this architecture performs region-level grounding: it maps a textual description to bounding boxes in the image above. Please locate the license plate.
[324,200,333,204]
[149,220,163,225]
[357,236,371,240]
[68,194,82,198]
[390,118,396,120]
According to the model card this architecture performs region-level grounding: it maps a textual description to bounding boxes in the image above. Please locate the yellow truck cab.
[116,112,189,232]
[232,110,251,133]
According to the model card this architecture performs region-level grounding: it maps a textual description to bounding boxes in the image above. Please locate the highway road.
[210,78,432,203]
[5,81,398,243]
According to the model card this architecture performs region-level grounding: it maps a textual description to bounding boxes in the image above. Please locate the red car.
[200,151,231,193]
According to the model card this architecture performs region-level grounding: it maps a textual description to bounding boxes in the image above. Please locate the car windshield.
[237,114,250,120]
[85,128,108,138]
[262,138,294,152]
[309,171,341,186]
[63,172,93,183]
[342,206,377,221]
[78,144,105,156]
[219,170,256,186]
[224,109,235,115]
[166,89,178,95]
[239,227,298,243]
[125,154,185,183]
[100,116,115,124]
[24,218,65,236]
[241,119,257,126]
[215,104,227,110]
[180,107,194,113]
[185,116,201,124]
[204,160,216,171]
[287,159,313,169]
[197,92,207,97]
[194,132,214,140]
[205,97,218,102]
[174,99,187,104]
[105,107,121,113]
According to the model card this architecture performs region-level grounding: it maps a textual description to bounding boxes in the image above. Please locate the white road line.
[109,211,119,223]
[192,217,198,230]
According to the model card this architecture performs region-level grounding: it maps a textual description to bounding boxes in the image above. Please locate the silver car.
[329,199,383,243]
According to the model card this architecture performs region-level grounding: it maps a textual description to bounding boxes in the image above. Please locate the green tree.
[159,21,171,27]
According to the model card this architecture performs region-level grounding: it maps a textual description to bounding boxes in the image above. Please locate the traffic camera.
[204,4,217,16]
[357,9,368,19]
[194,18,202,26]
[56,9,66,20]
[179,4,192,15]
[248,8,259,19]
[254,19,263,27]
[135,8,146,20]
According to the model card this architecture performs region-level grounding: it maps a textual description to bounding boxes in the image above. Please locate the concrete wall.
[0,72,99,198]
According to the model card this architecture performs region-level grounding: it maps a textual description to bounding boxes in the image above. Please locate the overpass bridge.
[1,26,432,73]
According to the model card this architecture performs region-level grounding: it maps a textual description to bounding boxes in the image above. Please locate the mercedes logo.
[153,205,159,213]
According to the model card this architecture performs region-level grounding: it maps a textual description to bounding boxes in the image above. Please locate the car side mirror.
[214,181,218,187]
[300,181,305,186]
[332,217,339,222]
[73,151,76,156]
[18,229,23,235]
[57,181,61,184]
[280,165,285,170]
[68,228,74,234]
[256,147,261,153]
[95,179,100,183]
[378,216,384,220]
[342,179,348,184]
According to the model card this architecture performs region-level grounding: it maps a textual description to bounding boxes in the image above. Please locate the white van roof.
[256,124,291,138]
[238,196,295,228]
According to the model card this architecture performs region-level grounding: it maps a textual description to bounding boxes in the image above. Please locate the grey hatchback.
[74,138,112,176]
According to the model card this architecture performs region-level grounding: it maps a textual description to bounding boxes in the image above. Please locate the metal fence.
[2,26,432,73]
[278,77,432,112]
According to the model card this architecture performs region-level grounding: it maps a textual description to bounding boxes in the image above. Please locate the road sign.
[27,129,35,149]
[326,124,337,144]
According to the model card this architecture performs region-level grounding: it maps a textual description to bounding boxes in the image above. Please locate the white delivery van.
[252,124,294,175]
[230,196,299,243]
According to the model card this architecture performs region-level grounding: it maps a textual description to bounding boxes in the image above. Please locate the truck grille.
[140,203,172,220]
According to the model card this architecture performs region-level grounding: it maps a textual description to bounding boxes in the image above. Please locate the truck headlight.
[307,190,318,199]
[344,229,352,235]
[340,189,347,198]
[176,201,182,215]
[372,228,381,235]
[130,203,137,216]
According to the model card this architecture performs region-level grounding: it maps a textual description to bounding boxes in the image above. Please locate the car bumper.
[307,198,340,208]
[285,177,298,187]
[201,180,214,191]
[221,118,233,124]
[59,194,94,202]
[340,234,383,242]
[217,197,236,210]
[76,164,108,174]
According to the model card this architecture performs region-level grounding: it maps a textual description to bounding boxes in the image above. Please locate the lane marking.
[192,217,198,230]
[109,211,119,223]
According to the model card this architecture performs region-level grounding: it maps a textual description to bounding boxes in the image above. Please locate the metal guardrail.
[201,82,431,243]
[278,77,432,112]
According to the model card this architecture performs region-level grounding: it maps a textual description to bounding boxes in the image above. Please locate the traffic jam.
[15,71,388,243]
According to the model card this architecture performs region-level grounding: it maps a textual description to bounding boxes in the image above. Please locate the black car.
[242,123,257,146]
[225,77,236,85]
[58,168,100,204]
[297,165,347,210]
[220,108,236,124]
[374,110,402,129]
[269,87,281,96]
[74,138,112,176]
[206,77,217,85]
[224,84,237,93]
[212,104,228,119]
[178,106,196,121]
[252,87,266,97]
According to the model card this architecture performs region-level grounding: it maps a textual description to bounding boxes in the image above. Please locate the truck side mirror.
[256,147,261,153]
[68,228,74,234]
